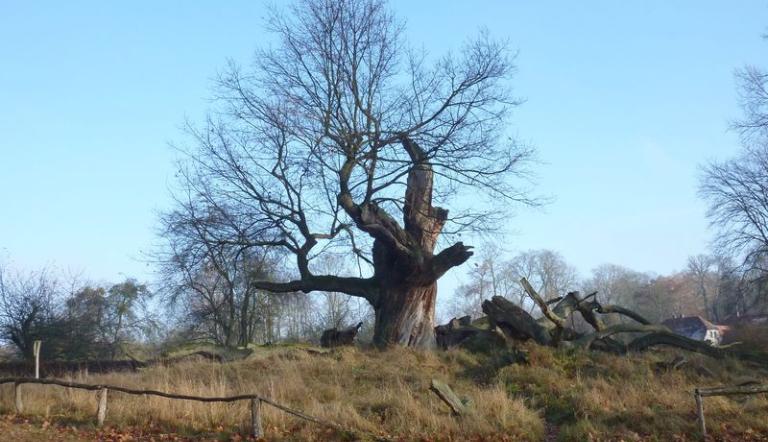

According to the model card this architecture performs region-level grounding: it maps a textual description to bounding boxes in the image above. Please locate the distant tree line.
[449,247,758,326]
[0,263,156,361]
[450,33,768,325]
[0,257,373,361]
[155,197,373,348]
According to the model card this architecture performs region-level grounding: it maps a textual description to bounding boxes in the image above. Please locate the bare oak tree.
[583,263,649,307]
[158,202,279,347]
[0,264,59,359]
[697,29,768,315]
[734,65,768,142]
[686,254,720,320]
[699,145,768,271]
[166,0,534,347]
[705,30,768,266]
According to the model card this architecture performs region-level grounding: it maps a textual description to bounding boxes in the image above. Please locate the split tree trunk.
[364,137,473,348]
[276,136,473,349]
[372,283,438,348]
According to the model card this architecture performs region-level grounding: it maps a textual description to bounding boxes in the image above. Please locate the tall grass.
[498,344,768,440]
[1,344,767,440]
[0,347,543,441]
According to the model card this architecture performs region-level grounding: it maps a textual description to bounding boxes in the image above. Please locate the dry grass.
[498,344,768,440]
[0,346,543,441]
[1,344,767,441]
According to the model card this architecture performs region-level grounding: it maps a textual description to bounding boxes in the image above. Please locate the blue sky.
[0,1,765,297]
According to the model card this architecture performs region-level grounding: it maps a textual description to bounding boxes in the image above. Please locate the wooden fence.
[694,384,768,438]
[0,377,349,439]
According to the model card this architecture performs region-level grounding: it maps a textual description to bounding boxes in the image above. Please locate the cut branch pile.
[436,278,768,366]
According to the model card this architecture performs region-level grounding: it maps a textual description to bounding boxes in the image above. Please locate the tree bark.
[372,282,438,348]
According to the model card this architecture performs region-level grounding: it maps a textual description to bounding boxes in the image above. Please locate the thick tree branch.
[431,242,474,280]
[574,323,670,350]
[520,277,565,330]
[251,275,377,303]
[595,304,651,325]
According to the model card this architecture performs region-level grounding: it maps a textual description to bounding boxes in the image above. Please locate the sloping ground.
[0,344,767,440]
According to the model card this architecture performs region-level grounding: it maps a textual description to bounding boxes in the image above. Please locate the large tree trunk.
[373,283,437,348]
[363,137,472,348]
[261,136,472,349]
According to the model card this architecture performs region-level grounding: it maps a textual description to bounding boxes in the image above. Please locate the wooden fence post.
[251,398,263,438]
[14,382,23,413]
[97,388,108,427]
[0,378,339,439]
[33,340,41,379]
[694,388,706,438]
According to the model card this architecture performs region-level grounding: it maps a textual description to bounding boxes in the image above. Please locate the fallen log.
[558,292,605,331]
[627,330,725,357]
[434,316,480,349]
[520,278,566,330]
[595,304,651,325]
[430,379,471,416]
[628,331,768,366]
[482,296,553,346]
[434,316,513,352]
[443,278,768,367]
[574,323,671,350]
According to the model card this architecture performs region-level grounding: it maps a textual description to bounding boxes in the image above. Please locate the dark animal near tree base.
[321,322,363,348]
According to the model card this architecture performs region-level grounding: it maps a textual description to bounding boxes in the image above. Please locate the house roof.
[662,316,719,331]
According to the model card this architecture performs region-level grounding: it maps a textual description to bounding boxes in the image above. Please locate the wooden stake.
[14,382,23,413]
[97,388,108,427]
[251,398,263,438]
[695,389,706,438]
[33,340,41,379]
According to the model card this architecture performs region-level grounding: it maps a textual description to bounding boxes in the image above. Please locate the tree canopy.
[163,0,534,347]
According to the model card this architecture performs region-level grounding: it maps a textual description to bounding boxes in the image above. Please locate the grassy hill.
[0,343,767,441]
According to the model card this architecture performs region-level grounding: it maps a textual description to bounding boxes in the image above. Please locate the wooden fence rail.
[0,377,349,439]
[694,384,768,439]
